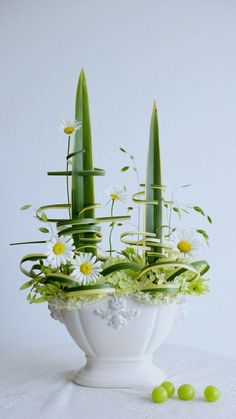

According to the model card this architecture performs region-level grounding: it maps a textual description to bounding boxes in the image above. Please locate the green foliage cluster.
[19,247,209,304]
[13,69,212,306]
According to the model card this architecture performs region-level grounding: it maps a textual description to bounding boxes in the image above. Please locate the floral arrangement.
[12,69,212,309]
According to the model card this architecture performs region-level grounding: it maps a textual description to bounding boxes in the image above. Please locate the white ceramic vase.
[49,295,187,388]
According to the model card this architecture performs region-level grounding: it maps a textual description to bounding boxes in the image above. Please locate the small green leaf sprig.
[119,147,141,235]
[19,204,51,237]
[163,187,212,245]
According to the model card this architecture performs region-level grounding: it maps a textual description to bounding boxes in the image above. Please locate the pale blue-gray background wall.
[1,0,236,358]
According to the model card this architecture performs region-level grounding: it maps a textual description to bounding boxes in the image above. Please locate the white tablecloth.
[0,343,235,419]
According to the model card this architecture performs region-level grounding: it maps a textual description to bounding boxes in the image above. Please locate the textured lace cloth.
[0,344,235,419]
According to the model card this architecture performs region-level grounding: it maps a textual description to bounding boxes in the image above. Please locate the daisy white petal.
[104,186,127,203]
[44,235,75,269]
[71,252,102,285]
[171,230,202,257]
[58,118,81,135]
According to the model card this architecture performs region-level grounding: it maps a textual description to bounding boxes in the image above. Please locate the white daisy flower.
[59,118,81,135]
[104,186,127,203]
[71,253,102,285]
[172,230,201,257]
[45,235,75,269]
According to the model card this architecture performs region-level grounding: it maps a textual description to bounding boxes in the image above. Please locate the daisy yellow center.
[111,193,120,200]
[177,240,192,253]
[64,126,74,135]
[53,243,65,255]
[80,262,92,275]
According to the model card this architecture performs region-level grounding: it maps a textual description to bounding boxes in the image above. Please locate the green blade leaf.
[10,240,46,246]
[44,273,80,287]
[144,102,163,262]
[64,283,116,297]
[165,259,210,282]
[20,253,46,278]
[101,262,142,277]
[72,69,95,252]
[67,149,85,160]
[137,260,200,280]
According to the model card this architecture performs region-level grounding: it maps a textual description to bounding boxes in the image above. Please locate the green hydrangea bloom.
[187,277,209,295]
[102,256,139,291]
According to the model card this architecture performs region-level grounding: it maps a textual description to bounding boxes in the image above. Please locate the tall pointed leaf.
[72,69,94,249]
[144,102,163,262]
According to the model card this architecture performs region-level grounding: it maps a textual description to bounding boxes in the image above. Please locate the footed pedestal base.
[73,356,165,388]
[49,297,186,388]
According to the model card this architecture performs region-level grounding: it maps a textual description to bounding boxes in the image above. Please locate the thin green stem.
[108,199,115,256]
[132,159,141,240]
[49,223,54,236]
[168,192,174,233]
[168,187,183,238]
[66,136,71,218]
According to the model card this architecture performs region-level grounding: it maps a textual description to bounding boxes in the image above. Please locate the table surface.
[0,343,236,419]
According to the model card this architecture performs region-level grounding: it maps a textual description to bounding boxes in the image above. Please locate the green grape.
[177,384,196,400]
[204,385,221,402]
[161,381,175,398]
[152,386,168,403]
